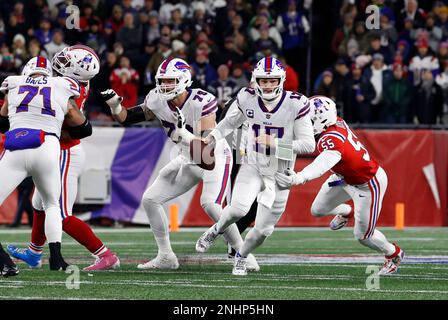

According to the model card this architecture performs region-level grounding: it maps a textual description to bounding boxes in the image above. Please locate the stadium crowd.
[0,0,447,125]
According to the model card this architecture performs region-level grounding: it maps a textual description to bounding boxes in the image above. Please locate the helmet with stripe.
[22,56,52,77]
[52,45,100,81]
[155,57,193,101]
[309,96,338,136]
[251,56,286,101]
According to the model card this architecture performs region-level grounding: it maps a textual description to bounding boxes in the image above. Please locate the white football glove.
[275,168,306,189]
[101,89,123,115]
[173,107,194,144]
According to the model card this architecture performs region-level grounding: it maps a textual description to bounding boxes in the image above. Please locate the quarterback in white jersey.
[196,56,315,275]
[0,56,92,270]
[101,57,259,270]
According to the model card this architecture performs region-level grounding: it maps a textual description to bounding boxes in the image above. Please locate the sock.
[29,209,46,254]
[239,228,266,257]
[44,207,62,243]
[358,229,396,256]
[62,216,107,255]
[143,199,173,254]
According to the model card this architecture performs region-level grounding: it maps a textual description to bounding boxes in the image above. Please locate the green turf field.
[1,227,447,300]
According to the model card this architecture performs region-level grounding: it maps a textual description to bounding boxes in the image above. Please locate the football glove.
[100,89,123,115]
[275,168,306,188]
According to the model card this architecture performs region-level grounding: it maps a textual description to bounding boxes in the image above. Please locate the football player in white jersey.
[101,57,259,270]
[0,56,92,270]
[195,56,315,275]
[7,46,120,271]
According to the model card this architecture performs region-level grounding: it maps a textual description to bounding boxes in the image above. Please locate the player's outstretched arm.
[101,89,155,126]
[205,98,245,145]
[64,98,93,139]
[292,114,316,154]
[0,95,9,133]
[275,150,342,188]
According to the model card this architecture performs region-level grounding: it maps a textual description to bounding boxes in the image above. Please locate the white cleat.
[196,224,219,253]
[378,245,405,276]
[232,252,247,276]
[329,214,349,230]
[137,252,179,270]
[246,253,260,272]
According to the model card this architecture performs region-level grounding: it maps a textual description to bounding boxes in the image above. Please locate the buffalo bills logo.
[15,130,29,138]
[275,60,285,70]
[174,61,190,72]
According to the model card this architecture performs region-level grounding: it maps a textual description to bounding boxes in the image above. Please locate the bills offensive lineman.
[275,96,404,275]
[0,56,92,270]
[7,46,120,271]
[196,56,315,275]
[101,57,259,270]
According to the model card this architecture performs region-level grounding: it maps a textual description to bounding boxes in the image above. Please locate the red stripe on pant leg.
[363,181,375,240]
[62,149,71,218]
[215,157,231,205]
[368,175,381,238]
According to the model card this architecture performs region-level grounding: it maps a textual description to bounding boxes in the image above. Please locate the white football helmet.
[251,56,286,101]
[155,57,193,101]
[52,44,100,81]
[309,96,338,136]
[22,56,52,77]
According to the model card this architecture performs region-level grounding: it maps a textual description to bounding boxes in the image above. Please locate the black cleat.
[49,242,69,271]
[1,263,19,277]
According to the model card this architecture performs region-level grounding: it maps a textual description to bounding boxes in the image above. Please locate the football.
[189,138,215,170]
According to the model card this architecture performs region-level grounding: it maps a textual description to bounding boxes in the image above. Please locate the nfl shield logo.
[266,114,271,119]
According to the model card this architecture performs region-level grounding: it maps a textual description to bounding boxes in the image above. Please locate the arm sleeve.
[301,150,342,182]
[292,114,316,154]
[209,98,246,141]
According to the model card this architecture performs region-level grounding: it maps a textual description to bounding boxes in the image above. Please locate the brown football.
[189,138,215,170]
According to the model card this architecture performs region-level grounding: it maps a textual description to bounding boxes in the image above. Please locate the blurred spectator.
[379,13,398,52]
[110,56,140,109]
[160,2,187,25]
[254,24,279,56]
[231,64,249,90]
[122,0,139,17]
[171,39,187,60]
[398,17,416,49]
[383,63,412,123]
[279,56,299,92]
[421,13,443,53]
[146,37,172,82]
[332,58,350,112]
[11,34,28,70]
[146,11,161,45]
[216,36,245,68]
[409,39,440,86]
[44,30,67,60]
[191,50,217,88]
[170,7,187,39]
[208,64,238,118]
[435,5,448,39]
[397,0,426,31]
[331,13,354,55]
[316,70,337,101]
[366,33,393,65]
[437,41,448,69]
[0,44,15,76]
[85,19,107,55]
[117,13,143,61]
[276,0,309,80]
[413,69,443,124]
[33,18,53,46]
[108,5,124,33]
[436,61,448,123]
[363,53,393,122]
[342,64,376,123]
[28,39,46,58]
[249,13,282,50]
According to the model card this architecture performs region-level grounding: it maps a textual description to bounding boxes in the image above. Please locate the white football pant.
[311,166,396,255]
[0,136,62,243]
